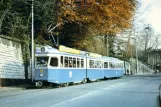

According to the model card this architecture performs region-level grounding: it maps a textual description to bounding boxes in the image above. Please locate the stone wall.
[0,36,31,86]
[129,58,155,75]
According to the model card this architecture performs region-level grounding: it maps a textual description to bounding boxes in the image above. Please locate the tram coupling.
[35,81,43,87]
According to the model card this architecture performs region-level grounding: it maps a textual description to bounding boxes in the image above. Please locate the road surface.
[0,74,161,107]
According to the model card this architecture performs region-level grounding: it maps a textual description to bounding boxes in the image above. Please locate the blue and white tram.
[34,45,124,87]
[35,45,87,87]
[103,56,124,78]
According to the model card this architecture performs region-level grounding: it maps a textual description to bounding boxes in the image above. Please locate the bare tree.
[137,25,160,63]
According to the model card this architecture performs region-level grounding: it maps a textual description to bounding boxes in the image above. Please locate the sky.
[140,0,161,34]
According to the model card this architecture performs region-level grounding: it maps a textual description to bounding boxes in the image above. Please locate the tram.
[35,45,124,87]
[103,56,124,78]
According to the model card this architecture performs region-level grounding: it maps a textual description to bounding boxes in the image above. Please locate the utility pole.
[31,0,34,82]
[135,36,138,74]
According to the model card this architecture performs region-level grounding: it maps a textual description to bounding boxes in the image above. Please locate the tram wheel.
[82,78,87,84]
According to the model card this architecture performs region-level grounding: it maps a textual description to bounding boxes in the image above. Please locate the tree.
[58,0,136,34]
[57,0,137,55]
[0,0,31,38]
[0,0,137,56]
[137,25,160,63]
[34,0,58,44]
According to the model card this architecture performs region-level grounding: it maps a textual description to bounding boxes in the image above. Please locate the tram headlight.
[41,47,45,52]
[40,69,43,73]
[40,74,44,77]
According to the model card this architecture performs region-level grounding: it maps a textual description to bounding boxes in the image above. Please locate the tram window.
[69,57,73,68]
[90,60,94,68]
[120,64,122,68]
[73,58,76,68]
[102,62,104,68]
[104,62,108,68]
[117,63,122,68]
[61,56,64,67]
[115,64,117,68]
[98,61,102,68]
[64,57,68,68]
[109,62,114,68]
[115,63,118,68]
[113,63,115,68]
[36,57,48,66]
[81,59,84,68]
[120,63,123,68]
[89,60,92,68]
[94,61,101,68]
[116,63,121,68]
[112,63,117,68]
[77,58,80,68]
[94,61,98,68]
[115,63,120,68]
[50,57,58,67]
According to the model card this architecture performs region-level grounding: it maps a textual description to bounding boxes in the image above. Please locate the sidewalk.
[0,86,24,93]
[125,72,161,77]
[0,83,36,93]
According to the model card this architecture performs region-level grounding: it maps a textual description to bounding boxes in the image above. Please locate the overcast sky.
[140,0,161,34]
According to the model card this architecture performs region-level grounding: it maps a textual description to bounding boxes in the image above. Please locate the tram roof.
[35,45,123,62]
[102,56,123,63]
[35,45,86,57]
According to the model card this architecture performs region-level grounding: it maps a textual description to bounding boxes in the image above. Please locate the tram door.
[35,56,49,80]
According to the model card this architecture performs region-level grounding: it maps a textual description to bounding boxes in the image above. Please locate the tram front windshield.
[36,57,49,67]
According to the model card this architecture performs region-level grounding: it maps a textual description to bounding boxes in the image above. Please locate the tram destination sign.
[59,45,80,54]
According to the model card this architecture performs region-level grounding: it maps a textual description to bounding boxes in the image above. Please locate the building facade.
[147,49,161,72]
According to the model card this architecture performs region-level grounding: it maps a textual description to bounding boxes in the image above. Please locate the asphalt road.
[0,74,161,107]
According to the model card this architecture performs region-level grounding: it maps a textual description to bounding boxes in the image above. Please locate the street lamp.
[145,26,150,67]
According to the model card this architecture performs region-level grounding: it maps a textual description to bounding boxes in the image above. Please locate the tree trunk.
[104,34,109,56]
